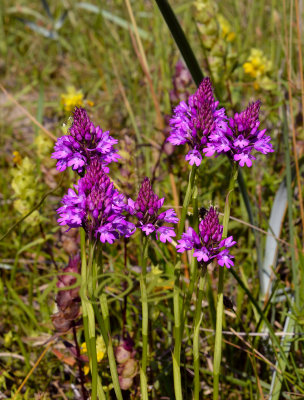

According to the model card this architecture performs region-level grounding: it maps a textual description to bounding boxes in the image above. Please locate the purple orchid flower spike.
[52,107,120,174]
[57,160,136,244]
[127,177,178,243]
[168,77,228,167]
[176,207,236,268]
[203,100,274,167]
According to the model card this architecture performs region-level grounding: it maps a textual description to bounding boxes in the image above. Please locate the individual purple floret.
[52,107,120,174]
[203,100,274,167]
[168,77,227,167]
[176,207,235,268]
[57,160,135,244]
[127,177,178,243]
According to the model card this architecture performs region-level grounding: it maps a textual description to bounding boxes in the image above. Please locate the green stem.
[178,165,197,238]
[80,229,105,400]
[181,185,198,329]
[140,235,149,400]
[99,294,123,400]
[213,165,238,400]
[193,270,206,400]
[93,243,123,400]
[173,164,197,400]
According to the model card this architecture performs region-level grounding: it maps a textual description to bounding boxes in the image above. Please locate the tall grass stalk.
[213,164,238,400]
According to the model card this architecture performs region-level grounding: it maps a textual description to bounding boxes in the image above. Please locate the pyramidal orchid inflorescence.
[168,77,273,167]
[52,107,120,174]
[168,77,227,167]
[176,207,235,268]
[57,160,135,243]
[127,177,178,243]
[203,100,274,167]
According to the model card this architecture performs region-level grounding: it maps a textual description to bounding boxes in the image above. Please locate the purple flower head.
[127,177,178,243]
[203,100,274,167]
[168,77,227,166]
[57,160,135,244]
[52,107,120,174]
[176,207,235,268]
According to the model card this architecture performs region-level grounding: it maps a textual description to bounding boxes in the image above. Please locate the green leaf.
[260,179,287,300]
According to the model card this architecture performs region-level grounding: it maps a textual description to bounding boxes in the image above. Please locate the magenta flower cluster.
[203,100,273,167]
[168,78,273,167]
[168,77,228,167]
[57,160,135,244]
[127,177,178,243]
[176,207,235,268]
[52,107,120,174]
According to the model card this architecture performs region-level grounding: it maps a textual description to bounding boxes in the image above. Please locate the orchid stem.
[174,164,197,400]
[193,269,206,400]
[213,165,238,400]
[140,235,149,400]
[96,245,123,400]
[80,229,106,400]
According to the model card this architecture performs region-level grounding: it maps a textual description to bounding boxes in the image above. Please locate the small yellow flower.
[80,342,87,354]
[243,48,272,80]
[217,14,235,42]
[61,86,84,112]
[12,151,22,165]
[81,336,106,375]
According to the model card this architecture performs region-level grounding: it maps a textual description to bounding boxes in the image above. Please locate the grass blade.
[260,179,287,301]
[154,0,203,86]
